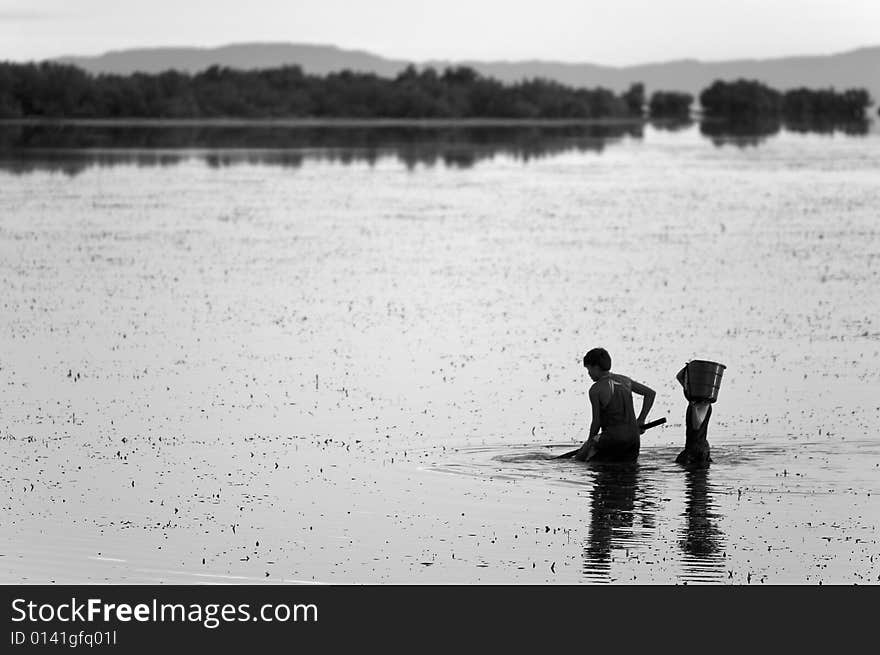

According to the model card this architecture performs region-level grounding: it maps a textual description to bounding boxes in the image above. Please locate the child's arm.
[630,379,656,428]
[573,386,604,461]
[676,366,687,388]
[675,365,691,401]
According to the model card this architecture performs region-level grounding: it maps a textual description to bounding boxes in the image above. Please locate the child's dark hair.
[583,348,612,371]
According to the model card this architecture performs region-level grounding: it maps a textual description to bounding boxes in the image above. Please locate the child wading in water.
[575,348,656,463]
[675,364,713,465]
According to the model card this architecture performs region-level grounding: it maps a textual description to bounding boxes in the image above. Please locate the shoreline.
[0,116,654,128]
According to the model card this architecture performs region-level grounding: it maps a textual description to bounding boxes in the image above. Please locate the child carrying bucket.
[675,360,725,466]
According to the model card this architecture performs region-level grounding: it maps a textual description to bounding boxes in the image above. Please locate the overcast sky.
[2,0,879,64]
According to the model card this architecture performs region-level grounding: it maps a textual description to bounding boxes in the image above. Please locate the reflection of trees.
[677,465,726,581]
[649,118,694,132]
[0,123,644,150]
[0,123,644,175]
[784,118,869,136]
[699,117,782,147]
[700,116,870,147]
[0,151,186,176]
[0,116,871,174]
[581,463,655,581]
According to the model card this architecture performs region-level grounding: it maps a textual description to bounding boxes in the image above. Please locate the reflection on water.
[0,122,642,175]
[580,461,728,583]
[437,448,732,583]
[700,117,870,147]
[699,117,783,147]
[678,466,726,582]
[648,118,695,132]
[0,117,874,174]
[2,112,877,583]
[581,462,655,582]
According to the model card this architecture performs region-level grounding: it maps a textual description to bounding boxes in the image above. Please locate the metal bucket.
[685,360,726,403]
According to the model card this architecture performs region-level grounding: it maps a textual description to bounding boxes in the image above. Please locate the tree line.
[0,61,873,121]
[0,62,649,120]
[700,79,873,122]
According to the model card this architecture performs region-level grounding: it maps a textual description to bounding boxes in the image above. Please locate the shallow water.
[429,439,880,583]
[0,122,878,584]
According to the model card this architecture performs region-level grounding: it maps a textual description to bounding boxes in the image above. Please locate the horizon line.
[21,40,880,71]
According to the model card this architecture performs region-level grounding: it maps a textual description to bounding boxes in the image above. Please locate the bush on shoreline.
[648,91,694,119]
[700,79,873,121]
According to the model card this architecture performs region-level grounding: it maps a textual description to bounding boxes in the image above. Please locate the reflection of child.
[675,365,712,465]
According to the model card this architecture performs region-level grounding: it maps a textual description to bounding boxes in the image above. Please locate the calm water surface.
[0,122,878,583]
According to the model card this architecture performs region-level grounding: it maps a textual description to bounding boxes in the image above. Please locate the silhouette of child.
[675,364,712,465]
[574,348,656,463]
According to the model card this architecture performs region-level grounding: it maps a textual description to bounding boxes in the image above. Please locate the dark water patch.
[700,117,782,147]
[648,118,695,132]
[1,119,876,174]
[0,123,643,175]
[578,462,661,582]
[784,119,871,136]
[677,465,726,581]
[700,116,872,147]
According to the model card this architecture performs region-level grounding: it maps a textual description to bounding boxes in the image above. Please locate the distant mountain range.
[56,43,880,104]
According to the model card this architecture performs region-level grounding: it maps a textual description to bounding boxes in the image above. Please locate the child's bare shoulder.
[589,376,618,402]
[588,380,605,399]
[608,372,633,387]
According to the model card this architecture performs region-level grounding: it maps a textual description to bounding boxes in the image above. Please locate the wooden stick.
[555,417,667,459]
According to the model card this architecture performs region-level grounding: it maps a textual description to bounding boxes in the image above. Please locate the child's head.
[583,348,611,381]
